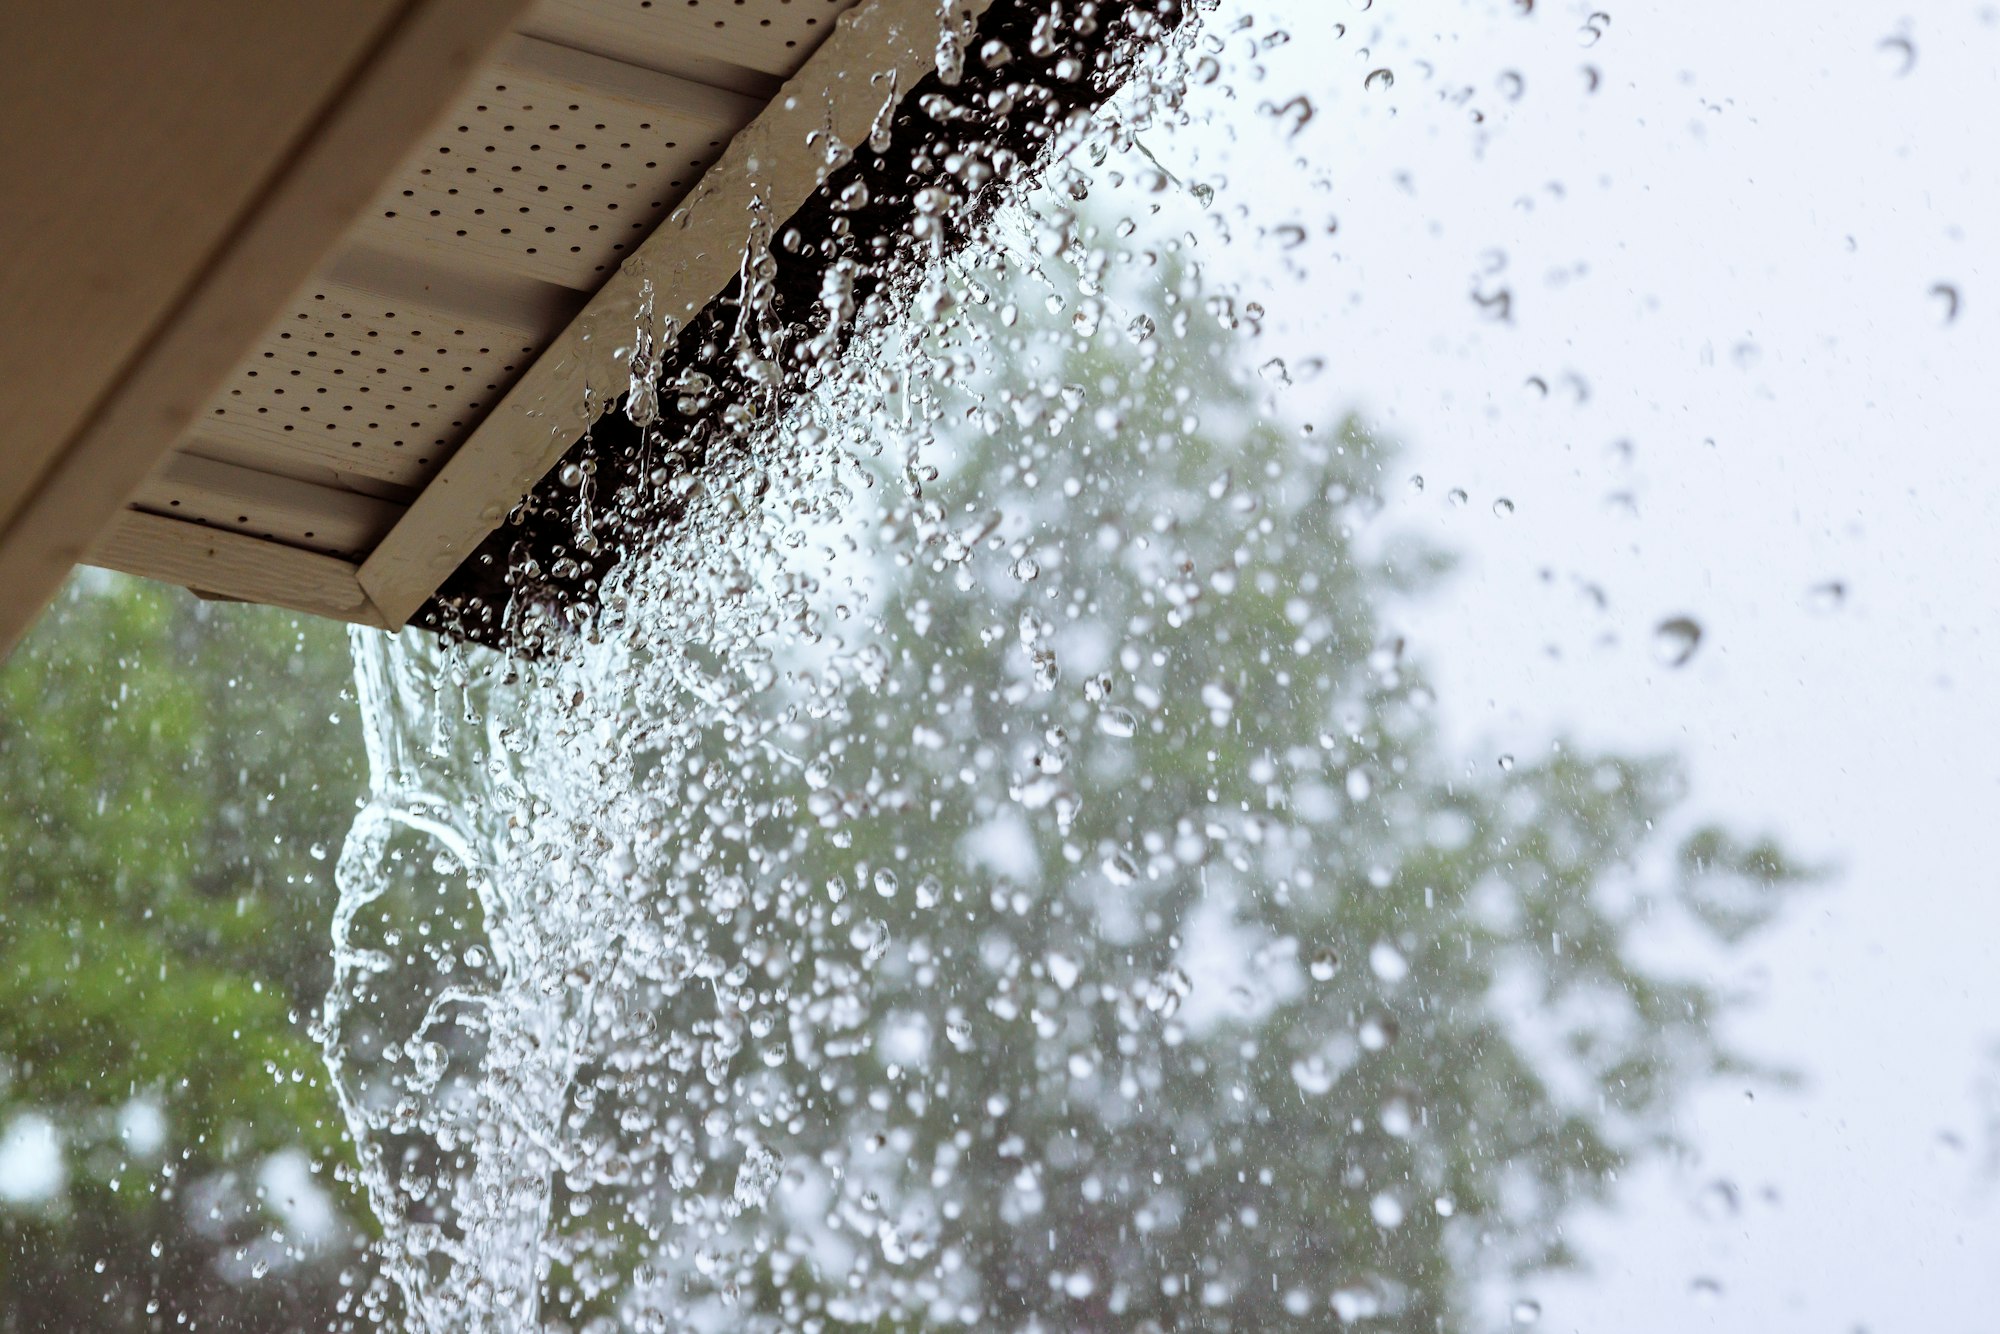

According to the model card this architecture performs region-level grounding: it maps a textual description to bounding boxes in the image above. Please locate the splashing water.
[320,3,1804,1328]
[322,6,1213,1328]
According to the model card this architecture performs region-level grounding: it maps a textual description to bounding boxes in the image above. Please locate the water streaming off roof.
[325,4,1812,1327]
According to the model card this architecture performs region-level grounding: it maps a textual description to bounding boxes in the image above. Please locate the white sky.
[1116,0,2000,1327]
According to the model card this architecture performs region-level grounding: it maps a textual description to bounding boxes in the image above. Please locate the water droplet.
[1359,1012,1398,1050]
[1269,94,1314,138]
[1491,497,1515,517]
[1473,283,1514,321]
[1878,34,1916,77]
[1930,282,1961,324]
[1806,580,1847,613]
[1512,1298,1543,1325]
[1694,1178,1741,1220]
[1653,616,1703,667]
[1309,948,1340,982]
[872,868,898,899]
[1369,940,1409,983]
[1331,1285,1379,1323]
[1364,68,1395,92]
[1290,1055,1336,1096]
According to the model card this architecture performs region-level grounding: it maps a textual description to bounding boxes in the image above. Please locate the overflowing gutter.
[0,0,1185,658]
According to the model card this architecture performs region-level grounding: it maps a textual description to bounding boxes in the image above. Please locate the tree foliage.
[0,580,362,1330]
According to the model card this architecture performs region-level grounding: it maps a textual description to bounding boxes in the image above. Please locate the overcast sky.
[1115,0,2000,1327]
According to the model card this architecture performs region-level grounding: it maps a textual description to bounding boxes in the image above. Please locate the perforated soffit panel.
[0,0,990,654]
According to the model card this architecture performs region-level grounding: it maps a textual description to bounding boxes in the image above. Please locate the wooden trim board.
[91,512,392,629]
[132,455,406,562]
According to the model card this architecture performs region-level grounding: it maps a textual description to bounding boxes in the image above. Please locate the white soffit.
[1,0,990,651]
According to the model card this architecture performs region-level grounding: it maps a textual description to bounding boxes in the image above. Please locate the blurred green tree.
[0,578,363,1331]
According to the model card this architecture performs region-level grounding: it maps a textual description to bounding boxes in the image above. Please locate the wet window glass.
[5,1,1999,1330]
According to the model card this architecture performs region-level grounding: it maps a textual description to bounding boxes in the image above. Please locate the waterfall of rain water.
[321,6,1204,1328]
[327,342,963,1324]
[314,4,1798,1329]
